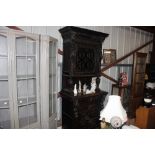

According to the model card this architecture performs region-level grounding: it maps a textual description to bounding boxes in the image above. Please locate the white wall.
[19,26,154,106]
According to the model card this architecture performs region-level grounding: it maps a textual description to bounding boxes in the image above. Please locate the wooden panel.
[136,106,155,129]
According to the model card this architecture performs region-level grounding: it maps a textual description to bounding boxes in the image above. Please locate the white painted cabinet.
[40,35,58,129]
[0,29,58,129]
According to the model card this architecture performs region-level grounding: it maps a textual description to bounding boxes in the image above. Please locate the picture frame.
[103,49,116,64]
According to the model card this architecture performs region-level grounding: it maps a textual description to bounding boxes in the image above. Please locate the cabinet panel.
[0,35,7,56]
[18,105,29,128]
[27,57,36,77]
[0,57,8,79]
[16,37,27,56]
[18,103,37,128]
[28,79,36,98]
[17,57,27,78]
[0,81,9,99]
[27,38,36,55]
[16,57,36,78]
[0,34,11,129]
[0,108,11,129]
[17,80,27,98]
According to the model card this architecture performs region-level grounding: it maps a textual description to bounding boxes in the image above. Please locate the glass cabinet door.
[49,41,57,128]
[16,36,40,128]
[0,34,11,128]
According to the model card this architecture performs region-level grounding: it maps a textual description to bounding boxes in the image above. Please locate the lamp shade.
[100,95,127,124]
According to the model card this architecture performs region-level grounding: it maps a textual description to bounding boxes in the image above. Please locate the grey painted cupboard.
[0,28,58,129]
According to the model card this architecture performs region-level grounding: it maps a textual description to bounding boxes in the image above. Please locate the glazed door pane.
[0,80,10,129]
[0,35,7,56]
[27,56,36,77]
[16,36,39,128]
[0,108,11,129]
[27,38,36,55]
[49,41,57,128]
[0,34,11,129]
[17,57,27,78]
[49,42,57,117]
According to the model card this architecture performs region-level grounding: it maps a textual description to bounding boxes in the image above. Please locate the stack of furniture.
[59,26,108,129]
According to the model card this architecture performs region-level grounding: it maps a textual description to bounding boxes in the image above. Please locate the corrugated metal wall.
[19,26,153,107]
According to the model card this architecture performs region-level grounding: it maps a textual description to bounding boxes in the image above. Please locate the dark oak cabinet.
[59,26,108,129]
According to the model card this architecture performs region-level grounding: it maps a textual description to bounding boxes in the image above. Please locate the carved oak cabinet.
[59,26,108,129]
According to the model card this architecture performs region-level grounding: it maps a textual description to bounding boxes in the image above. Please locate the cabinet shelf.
[0,54,7,57]
[16,55,36,57]
[0,78,8,81]
[0,106,9,109]
[18,102,36,107]
[17,76,36,80]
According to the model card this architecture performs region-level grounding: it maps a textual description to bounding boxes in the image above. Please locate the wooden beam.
[101,40,153,72]
[101,72,118,83]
